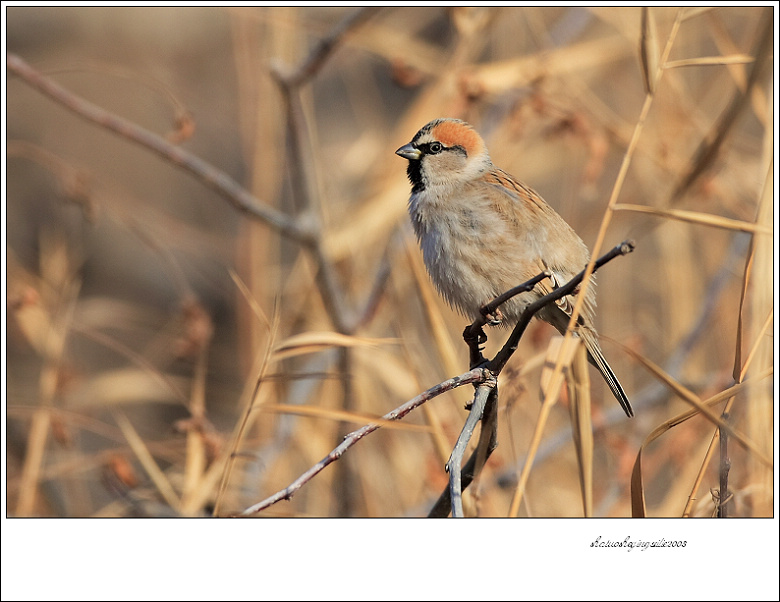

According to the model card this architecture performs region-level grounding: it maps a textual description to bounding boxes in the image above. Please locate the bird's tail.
[582,335,633,417]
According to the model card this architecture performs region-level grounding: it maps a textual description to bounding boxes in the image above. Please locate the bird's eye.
[428,142,443,154]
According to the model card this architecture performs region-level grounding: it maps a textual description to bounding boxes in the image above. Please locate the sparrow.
[396,118,633,417]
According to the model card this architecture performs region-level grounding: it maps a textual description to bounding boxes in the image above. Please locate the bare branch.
[271,7,383,88]
[237,239,635,516]
[264,8,382,333]
[429,387,498,518]
[489,240,635,374]
[446,379,496,517]
[6,54,311,244]
[237,367,490,516]
[428,240,635,516]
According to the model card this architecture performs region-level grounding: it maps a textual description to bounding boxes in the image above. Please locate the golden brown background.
[6,6,774,517]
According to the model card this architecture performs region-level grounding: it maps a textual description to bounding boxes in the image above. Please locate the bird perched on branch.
[396,118,633,417]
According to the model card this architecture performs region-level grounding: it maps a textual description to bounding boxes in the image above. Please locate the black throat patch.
[406,158,425,193]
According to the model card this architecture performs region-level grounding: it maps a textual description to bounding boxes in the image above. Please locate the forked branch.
[438,240,635,517]
[239,241,634,516]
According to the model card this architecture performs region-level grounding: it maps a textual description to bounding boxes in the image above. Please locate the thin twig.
[490,240,635,374]
[440,247,627,517]
[495,231,749,502]
[463,270,551,367]
[238,367,489,515]
[272,7,383,88]
[477,272,552,329]
[429,387,498,517]
[446,380,495,517]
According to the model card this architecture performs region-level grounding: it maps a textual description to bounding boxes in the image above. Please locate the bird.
[396,117,633,417]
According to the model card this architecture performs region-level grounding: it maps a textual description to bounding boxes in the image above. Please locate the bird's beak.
[395,143,421,161]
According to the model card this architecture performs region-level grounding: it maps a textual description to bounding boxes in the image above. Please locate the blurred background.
[5,6,774,517]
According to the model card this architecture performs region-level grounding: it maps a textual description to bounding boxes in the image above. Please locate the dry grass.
[5,6,774,519]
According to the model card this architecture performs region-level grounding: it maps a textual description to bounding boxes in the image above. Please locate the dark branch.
[489,240,635,374]
[237,240,634,516]
[429,240,635,516]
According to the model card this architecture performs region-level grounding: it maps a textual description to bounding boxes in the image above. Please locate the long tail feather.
[583,337,633,417]
[544,306,633,417]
